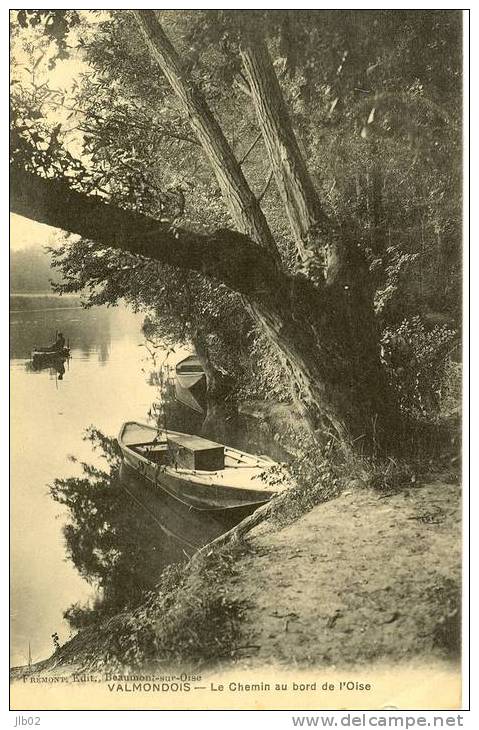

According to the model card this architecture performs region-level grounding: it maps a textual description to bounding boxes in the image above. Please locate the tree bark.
[132,10,279,261]
[10,167,281,297]
[240,35,333,266]
[239,32,402,448]
[11,12,405,455]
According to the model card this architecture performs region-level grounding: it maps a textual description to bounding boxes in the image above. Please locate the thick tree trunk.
[132,11,279,260]
[240,35,332,265]
[252,280,403,453]
[240,32,402,450]
[11,165,402,452]
[11,13,405,455]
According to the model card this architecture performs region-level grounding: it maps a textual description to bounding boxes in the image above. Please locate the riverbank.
[10,293,83,312]
[11,471,461,681]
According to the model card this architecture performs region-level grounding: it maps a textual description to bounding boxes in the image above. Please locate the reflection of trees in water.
[97,340,110,365]
[49,428,185,630]
[149,373,289,463]
[156,379,205,435]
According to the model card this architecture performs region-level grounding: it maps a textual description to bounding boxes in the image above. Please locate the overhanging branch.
[10,166,281,296]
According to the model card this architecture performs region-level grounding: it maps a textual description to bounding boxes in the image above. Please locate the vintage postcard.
[9,7,467,713]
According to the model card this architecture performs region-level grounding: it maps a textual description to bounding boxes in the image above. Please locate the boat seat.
[132,440,168,449]
[135,442,171,465]
[136,442,168,453]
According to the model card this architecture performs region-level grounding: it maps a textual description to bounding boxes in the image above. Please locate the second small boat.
[175,354,205,389]
[31,347,70,363]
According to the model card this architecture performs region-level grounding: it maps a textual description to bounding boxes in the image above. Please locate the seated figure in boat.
[53,332,65,351]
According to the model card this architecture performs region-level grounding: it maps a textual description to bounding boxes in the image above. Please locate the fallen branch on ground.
[193,492,287,560]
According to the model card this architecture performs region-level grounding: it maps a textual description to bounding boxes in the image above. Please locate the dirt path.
[11,478,461,681]
[227,480,461,668]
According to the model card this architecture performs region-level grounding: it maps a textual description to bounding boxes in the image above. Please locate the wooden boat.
[174,381,205,414]
[31,346,70,363]
[118,421,286,512]
[175,354,205,389]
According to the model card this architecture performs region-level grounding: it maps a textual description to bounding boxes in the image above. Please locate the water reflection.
[10,295,288,667]
[25,356,68,381]
[49,431,188,630]
[10,296,115,362]
[174,380,206,415]
[160,377,289,463]
[10,298,154,667]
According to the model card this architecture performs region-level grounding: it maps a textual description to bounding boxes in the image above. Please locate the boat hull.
[32,347,70,361]
[120,462,262,543]
[174,380,205,414]
[175,354,205,389]
[121,447,273,512]
[176,372,205,389]
[118,421,283,512]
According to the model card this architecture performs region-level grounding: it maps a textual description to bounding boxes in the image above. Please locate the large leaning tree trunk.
[132,11,402,453]
[11,12,404,455]
[238,29,403,450]
[240,32,331,265]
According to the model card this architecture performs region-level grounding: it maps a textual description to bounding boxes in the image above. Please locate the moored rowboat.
[118,421,286,512]
[175,354,205,389]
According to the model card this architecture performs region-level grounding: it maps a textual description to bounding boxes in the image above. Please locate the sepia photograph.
[9,8,466,712]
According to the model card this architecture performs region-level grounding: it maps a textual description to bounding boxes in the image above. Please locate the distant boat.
[175,354,205,389]
[31,346,70,363]
[118,421,285,514]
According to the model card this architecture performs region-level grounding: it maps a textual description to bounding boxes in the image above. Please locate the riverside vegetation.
[9,10,461,675]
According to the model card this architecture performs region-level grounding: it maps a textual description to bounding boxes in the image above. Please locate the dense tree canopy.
[10,10,462,452]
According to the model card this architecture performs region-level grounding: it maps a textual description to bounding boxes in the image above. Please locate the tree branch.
[240,34,333,262]
[131,10,280,260]
[238,131,262,165]
[258,168,274,202]
[10,166,281,297]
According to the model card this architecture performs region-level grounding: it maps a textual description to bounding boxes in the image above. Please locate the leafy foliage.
[49,428,183,629]
[14,10,81,66]
[381,317,458,418]
[11,10,462,424]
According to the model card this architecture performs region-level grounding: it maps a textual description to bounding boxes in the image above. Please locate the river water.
[10,297,168,667]
[10,296,286,669]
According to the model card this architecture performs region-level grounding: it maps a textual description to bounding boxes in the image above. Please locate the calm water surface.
[10,296,286,668]
[10,299,165,667]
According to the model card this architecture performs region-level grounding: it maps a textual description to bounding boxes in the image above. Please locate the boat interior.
[177,362,204,373]
[134,440,171,465]
[122,423,270,474]
[129,431,225,471]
